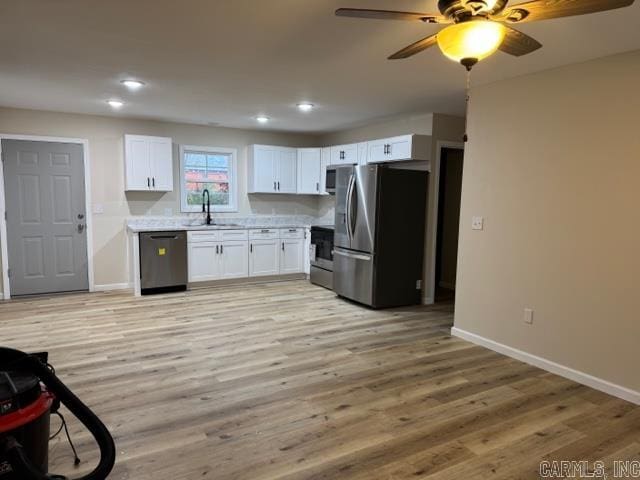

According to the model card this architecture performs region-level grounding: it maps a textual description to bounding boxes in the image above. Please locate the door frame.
[425,140,465,304]
[0,134,95,300]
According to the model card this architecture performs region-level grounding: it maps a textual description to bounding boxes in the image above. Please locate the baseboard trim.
[94,283,132,292]
[451,327,640,406]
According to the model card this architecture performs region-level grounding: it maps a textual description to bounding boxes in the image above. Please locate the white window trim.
[180,145,238,213]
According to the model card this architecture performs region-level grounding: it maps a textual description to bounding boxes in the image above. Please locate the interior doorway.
[1,138,91,297]
[435,147,464,303]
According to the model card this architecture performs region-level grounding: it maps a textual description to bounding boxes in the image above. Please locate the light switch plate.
[472,216,484,230]
[524,308,534,325]
[92,204,104,214]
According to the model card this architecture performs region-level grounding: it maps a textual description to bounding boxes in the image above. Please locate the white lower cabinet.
[249,239,280,277]
[188,242,221,282]
[219,241,249,279]
[280,238,305,274]
[188,228,306,283]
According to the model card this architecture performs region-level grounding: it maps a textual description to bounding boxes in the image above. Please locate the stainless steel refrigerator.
[333,164,428,308]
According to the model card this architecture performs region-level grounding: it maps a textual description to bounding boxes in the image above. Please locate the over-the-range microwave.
[325,166,337,194]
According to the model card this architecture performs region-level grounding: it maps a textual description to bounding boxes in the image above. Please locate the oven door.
[310,228,334,270]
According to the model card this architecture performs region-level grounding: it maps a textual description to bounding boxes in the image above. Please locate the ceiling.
[1,0,639,132]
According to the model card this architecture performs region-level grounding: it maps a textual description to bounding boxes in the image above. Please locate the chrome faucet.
[202,189,212,225]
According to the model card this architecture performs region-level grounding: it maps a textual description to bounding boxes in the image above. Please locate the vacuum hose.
[0,347,116,480]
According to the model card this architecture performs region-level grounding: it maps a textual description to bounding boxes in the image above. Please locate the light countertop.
[126,215,333,233]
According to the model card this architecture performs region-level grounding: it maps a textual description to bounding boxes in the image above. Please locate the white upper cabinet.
[367,135,432,164]
[330,143,358,165]
[278,148,297,193]
[297,148,322,195]
[124,135,173,192]
[357,142,368,166]
[320,147,331,195]
[248,145,298,194]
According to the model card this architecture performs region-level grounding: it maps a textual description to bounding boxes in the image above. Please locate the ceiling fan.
[336,0,635,69]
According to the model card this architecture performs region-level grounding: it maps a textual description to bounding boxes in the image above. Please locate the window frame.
[179,145,238,213]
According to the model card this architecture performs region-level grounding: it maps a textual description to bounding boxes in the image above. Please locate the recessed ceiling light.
[255,115,270,124]
[107,99,124,109]
[121,79,145,90]
[297,103,314,112]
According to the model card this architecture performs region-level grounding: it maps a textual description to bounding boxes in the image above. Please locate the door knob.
[77,224,86,233]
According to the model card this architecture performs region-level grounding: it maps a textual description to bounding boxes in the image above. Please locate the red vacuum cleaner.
[0,348,115,480]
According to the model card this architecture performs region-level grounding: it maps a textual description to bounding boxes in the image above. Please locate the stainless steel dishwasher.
[139,231,188,294]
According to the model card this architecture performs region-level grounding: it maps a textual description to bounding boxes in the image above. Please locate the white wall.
[0,107,321,290]
[454,50,640,395]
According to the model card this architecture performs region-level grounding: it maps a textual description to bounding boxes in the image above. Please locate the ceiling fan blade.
[494,0,635,23]
[499,26,542,56]
[388,34,439,60]
[335,8,448,23]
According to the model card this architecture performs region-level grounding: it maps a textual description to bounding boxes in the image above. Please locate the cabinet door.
[249,239,280,276]
[125,135,151,191]
[280,238,304,274]
[357,142,368,166]
[188,242,220,282]
[149,137,173,191]
[297,148,321,195]
[320,147,331,194]
[367,139,388,163]
[330,144,358,165]
[387,135,412,161]
[220,241,249,279]
[251,146,278,193]
[277,148,297,193]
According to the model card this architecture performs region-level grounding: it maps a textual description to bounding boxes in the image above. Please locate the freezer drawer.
[333,247,374,306]
[140,231,188,293]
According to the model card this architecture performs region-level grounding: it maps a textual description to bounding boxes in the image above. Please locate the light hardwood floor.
[1,281,638,479]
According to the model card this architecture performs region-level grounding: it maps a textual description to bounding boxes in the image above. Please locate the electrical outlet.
[472,216,484,230]
[164,208,172,216]
[524,308,534,325]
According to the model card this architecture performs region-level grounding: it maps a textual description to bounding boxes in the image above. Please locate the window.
[180,145,237,212]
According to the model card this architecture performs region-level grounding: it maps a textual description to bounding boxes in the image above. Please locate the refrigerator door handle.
[334,249,371,261]
[345,174,355,241]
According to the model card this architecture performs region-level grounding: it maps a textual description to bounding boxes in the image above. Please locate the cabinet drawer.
[249,228,279,240]
[279,228,305,239]
[188,230,220,243]
[220,229,248,241]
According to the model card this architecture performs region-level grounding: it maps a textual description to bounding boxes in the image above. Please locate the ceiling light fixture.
[297,103,314,112]
[121,79,145,90]
[436,20,506,65]
[255,115,270,124]
[107,99,124,109]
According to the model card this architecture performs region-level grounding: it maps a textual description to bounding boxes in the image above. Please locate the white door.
[297,148,321,194]
[125,135,152,190]
[252,146,278,193]
[367,139,389,163]
[330,144,358,165]
[188,242,220,282]
[320,147,331,194]
[280,238,304,274]
[277,148,297,193]
[2,140,89,296]
[387,135,412,161]
[249,239,280,276]
[220,241,249,279]
[149,137,173,191]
